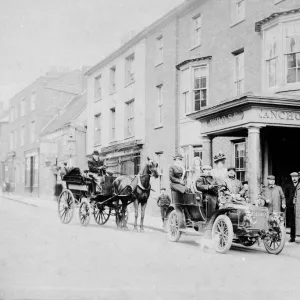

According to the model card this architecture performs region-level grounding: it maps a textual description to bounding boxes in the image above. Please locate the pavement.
[1,195,300,300]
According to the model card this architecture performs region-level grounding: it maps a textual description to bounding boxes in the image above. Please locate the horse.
[112,157,159,232]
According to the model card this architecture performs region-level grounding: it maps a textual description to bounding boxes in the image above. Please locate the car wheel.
[212,215,234,254]
[167,210,181,242]
[263,224,286,255]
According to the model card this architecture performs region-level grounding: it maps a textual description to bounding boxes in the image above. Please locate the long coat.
[169,165,186,194]
[195,175,218,219]
[284,183,297,227]
[262,185,286,213]
[88,158,105,174]
[293,184,300,237]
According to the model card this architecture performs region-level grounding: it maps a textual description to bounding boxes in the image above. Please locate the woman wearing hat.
[211,152,228,182]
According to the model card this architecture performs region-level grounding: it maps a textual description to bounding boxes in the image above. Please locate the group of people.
[156,151,299,242]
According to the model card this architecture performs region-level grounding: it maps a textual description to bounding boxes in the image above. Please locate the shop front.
[188,94,300,203]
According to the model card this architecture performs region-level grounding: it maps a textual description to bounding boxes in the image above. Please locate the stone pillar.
[202,135,212,167]
[247,126,262,204]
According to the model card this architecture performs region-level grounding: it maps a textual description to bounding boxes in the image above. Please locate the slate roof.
[41,92,86,136]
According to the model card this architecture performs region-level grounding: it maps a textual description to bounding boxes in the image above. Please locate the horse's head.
[146,156,159,178]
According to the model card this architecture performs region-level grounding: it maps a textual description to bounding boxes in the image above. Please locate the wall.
[86,39,146,155]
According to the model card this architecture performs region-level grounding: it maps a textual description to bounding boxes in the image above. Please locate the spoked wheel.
[94,203,111,225]
[167,210,181,242]
[58,189,75,224]
[212,215,234,254]
[79,200,91,226]
[263,225,286,255]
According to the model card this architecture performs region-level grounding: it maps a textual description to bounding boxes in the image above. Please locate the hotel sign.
[207,111,244,126]
[259,109,300,121]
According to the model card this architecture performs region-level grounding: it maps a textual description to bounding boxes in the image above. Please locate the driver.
[195,165,218,218]
[88,150,107,194]
[224,167,244,199]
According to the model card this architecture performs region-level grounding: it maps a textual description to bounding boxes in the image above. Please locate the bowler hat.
[242,181,248,185]
[173,153,183,160]
[267,175,275,180]
[214,152,226,163]
[161,187,166,191]
[92,150,100,156]
[291,172,299,177]
[227,167,236,172]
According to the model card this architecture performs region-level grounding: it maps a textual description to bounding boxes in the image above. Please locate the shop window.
[234,142,246,181]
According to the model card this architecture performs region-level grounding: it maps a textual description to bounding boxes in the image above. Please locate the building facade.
[39,93,87,200]
[0,112,9,190]
[5,69,85,197]
[86,39,147,176]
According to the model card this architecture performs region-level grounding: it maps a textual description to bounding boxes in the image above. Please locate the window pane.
[194,77,200,89]
[287,54,296,68]
[194,90,200,101]
[200,77,206,88]
[287,69,296,83]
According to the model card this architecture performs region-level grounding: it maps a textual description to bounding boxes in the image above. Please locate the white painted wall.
[86,39,146,155]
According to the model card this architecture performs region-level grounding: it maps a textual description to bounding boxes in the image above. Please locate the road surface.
[0,196,300,300]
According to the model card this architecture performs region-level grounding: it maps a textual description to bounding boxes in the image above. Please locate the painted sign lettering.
[259,110,300,121]
[207,111,244,126]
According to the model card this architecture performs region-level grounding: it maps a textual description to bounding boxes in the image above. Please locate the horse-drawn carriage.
[57,167,129,227]
[166,183,286,255]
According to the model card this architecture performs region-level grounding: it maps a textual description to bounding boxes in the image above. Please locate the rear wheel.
[263,225,286,255]
[167,210,181,242]
[79,200,90,226]
[94,203,111,225]
[58,189,75,224]
[212,215,234,254]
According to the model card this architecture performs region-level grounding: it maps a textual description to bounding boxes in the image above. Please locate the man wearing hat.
[261,175,286,213]
[224,167,244,197]
[293,173,300,242]
[195,165,219,218]
[88,150,107,195]
[284,172,299,242]
[169,153,192,225]
[211,151,228,182]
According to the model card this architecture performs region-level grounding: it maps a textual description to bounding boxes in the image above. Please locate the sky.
[0,0,183,109]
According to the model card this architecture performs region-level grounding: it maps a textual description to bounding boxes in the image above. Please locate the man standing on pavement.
[262,175,286,213]
[284,172,299,243]
[157,188,171,227]
[195,165,218,219]
[293,174,300,243]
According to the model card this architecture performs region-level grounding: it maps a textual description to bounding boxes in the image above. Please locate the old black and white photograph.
[0,0,300,299]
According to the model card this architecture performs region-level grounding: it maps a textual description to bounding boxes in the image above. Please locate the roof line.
[85,0,205,75]
[255,7,300,32]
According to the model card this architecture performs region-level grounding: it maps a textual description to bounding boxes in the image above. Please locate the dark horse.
[113,157,159,231]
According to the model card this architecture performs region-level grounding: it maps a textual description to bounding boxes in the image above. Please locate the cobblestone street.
[0,196,300,300]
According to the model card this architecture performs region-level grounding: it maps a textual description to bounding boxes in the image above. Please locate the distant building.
[0,112,9,190]
[4,69,85,197]
[39,93,87,200]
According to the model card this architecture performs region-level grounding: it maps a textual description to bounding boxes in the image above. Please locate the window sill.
[94,99,102,103]
[190,44,201,51]
[155,62,163,68]
[275,84,300,93]
[274,0,285,4]
[94,143,101,147]
[109,91,116,96]
[154,124,163,129]
[230,19,245,28]
[125,80,135,88]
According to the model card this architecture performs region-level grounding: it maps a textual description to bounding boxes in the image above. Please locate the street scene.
[1,0,300,299]
[1,196,300,300]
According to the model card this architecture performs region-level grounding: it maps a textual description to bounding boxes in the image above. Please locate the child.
[157,188,171,227]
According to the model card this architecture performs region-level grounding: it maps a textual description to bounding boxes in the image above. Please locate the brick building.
[5,69,85,197]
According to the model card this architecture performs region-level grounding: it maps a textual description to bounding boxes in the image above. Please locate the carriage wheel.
[115,209,129,227]
[94,203,111,225]
[167,210,181,242]
[212,215,234,254]
[58,189,75,224]
[79,201,90,226]
[263,224,286,255]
